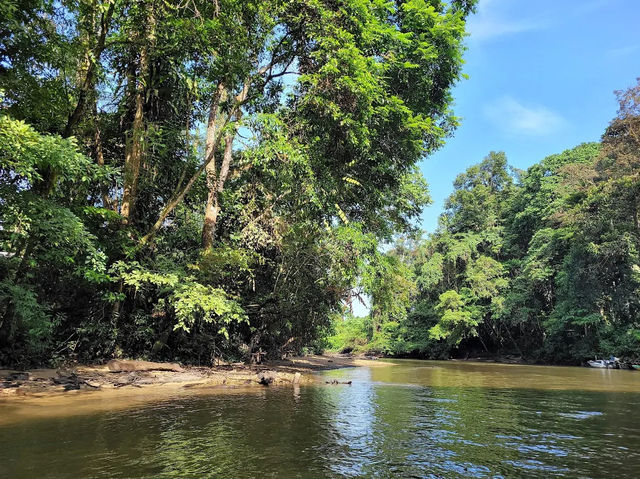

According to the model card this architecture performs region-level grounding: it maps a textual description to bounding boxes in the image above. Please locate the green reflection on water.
[1,360,640,478]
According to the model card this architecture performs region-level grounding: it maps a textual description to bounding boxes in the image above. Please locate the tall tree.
[0,0,477,365]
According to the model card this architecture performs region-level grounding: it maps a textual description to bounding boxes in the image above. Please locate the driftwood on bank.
[52,373,101,391]
[106,360,184,373]
[1,356,378,399]
[257,370,277,385]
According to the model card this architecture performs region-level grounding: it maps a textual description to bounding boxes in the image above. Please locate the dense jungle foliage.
[0,0,477,366]
[331,80,640,364]
[2,0,637,368]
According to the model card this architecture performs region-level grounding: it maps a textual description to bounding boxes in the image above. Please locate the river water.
[1,360,640,478]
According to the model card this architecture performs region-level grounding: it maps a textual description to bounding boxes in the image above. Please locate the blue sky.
[418,0,640,233]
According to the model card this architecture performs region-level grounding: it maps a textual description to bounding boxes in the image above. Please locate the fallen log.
[106,360,184,373]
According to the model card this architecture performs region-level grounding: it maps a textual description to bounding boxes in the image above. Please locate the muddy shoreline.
[0,355,389,402]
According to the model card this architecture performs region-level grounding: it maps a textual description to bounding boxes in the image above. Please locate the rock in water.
[106,360,184,373]
[257,371,277,385]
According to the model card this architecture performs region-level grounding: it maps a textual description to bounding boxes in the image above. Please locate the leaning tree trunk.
[138,81,248,246]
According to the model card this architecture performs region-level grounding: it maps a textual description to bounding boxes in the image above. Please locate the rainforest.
[1,0,639,368]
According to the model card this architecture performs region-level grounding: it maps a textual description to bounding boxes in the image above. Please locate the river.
[1,360,640,478]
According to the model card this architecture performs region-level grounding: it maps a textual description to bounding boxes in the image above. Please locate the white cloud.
[483,97,566,136]
[467,0,550,41]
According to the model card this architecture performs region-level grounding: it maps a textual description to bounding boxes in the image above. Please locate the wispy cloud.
[483,97,566,136]
[467,0,550,41]
[468,0,615,42]
[607,44,639,58]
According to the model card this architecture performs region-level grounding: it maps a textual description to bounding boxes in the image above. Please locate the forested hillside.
[0,0,476,366]
[331,80,640,363]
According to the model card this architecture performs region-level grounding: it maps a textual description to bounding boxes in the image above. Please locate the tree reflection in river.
[1,360,640,478]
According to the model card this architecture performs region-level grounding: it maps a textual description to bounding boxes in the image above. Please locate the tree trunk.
[202,133,233,249]
[120,1,154,223]
[139,82,248,246]
[120,70,146,222]
[199,86,224,248]
[63,0,114,138]
[201,186,220,250]
[93,102,114,210]
[635,194,640,244]
[201,83,247,249]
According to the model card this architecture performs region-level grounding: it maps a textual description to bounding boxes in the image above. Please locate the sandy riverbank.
[0,355,391,402]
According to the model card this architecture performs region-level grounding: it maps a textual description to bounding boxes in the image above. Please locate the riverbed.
[1,359,639,477]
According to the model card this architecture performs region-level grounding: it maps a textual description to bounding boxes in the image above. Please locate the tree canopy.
[330,79,640,364]
[0,0,476,365]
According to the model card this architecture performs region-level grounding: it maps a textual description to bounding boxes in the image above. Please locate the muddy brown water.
[1,359,640,478]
